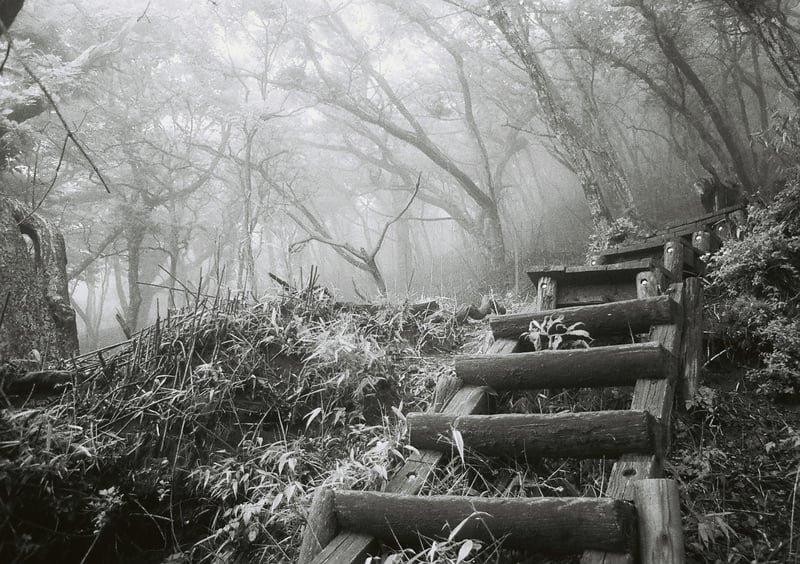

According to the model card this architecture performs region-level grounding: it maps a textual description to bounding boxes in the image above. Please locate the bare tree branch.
[370,173,421,261]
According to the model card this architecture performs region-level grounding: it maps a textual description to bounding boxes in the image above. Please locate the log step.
[456,341,676,390]
[527,258,671,307]
[595,238,700,272]
[661,203,745,231]
[408,410,663,459]
[330,491,637,555]
[489,295,678,340]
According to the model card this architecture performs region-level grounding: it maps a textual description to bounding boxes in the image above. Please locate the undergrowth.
[706,180,800,400]
[0,287,464,563]
[670,385,800,562]
[6,177,800,563]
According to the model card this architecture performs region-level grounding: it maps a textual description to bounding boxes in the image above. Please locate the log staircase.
[296,207,742,564]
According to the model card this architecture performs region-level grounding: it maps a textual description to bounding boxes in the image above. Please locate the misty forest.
[2,0,800,562]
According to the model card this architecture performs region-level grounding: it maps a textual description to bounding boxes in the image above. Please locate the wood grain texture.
[489,295,677,340]
[597,237,696,269]
[333,492,638,554]
[633,480,686,564]
[679,278,703,404]
[408,410,663,459]
[298,488,338,564]
[690,230,712,254]
[456,342,676,391]
[536,275,558,310]
[309,532,377,564]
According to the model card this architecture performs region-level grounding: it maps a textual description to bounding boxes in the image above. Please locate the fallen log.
[3,369,73,392]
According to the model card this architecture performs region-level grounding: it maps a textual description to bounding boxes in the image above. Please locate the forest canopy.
[1,0,799,345]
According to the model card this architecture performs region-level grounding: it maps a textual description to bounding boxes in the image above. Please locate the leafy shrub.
[520,314,592,351]
[706,180,800,398]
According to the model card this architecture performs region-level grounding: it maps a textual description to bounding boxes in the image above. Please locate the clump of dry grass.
[0,283,465,563]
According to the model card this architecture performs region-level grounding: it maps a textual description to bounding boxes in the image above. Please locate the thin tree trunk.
[724,0,800,105]
[125,228,145,332]
[633,1,756,190]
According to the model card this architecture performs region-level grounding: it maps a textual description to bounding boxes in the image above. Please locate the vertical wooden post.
[632,479,686,564]
[691,231,711,254]
[536,276,557,310]
[636,271,659,299]
[662,240,684,280]
[679,278,703,405]
[714,221,731,241]
[298,487,338,564]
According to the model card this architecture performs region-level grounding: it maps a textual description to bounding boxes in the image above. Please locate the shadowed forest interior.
[2,1,800,563]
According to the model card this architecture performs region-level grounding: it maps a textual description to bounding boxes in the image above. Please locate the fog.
[1,0,791,348]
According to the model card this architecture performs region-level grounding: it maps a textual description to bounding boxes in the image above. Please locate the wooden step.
[662,203,745,231]
[489,295,678,340]
[668,226,722,250]
[527,259,671,307]
[595,238,700,273]
[408,410,663,459]
[328,491,637,554]
[456,341,675,390]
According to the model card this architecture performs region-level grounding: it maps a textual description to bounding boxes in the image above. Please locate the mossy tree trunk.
[0,196,79,360]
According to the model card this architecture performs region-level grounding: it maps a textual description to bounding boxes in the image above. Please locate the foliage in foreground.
[707,180,800,400]
[671,385,800,563]
[0,287,463,563]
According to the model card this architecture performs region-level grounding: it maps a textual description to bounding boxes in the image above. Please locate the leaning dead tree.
[289,175,422,295]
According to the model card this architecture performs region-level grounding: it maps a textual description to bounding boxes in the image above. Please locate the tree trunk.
[633,1,756,191]
[0,196,79,359]
[489,2,614,229]
[125,228,145,332]
[724,0,800,106]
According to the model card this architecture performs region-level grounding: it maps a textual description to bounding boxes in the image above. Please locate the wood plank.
[489,295,677,340]
[670,227,721,252]
[536,275,558,310]
[528,258,669,286]
[310,532,377,564]
[559,282,638,306]
[298,488,338,564]
[662,240,685,280]
[680,278,703,404]
[662,203,745,231]
[528,259,673,307]
[689,230,712,254]
[596,237,697,270]
[633,480,686,564]
[308,384,491,564]
[456,342,676,391]
[408,410,663,459]
[333,492,638,554]
[582,282,684,564]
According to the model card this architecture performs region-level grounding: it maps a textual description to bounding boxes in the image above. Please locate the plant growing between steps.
[520,314,592,351]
